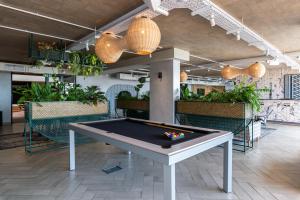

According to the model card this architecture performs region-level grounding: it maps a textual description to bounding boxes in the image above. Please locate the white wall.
[76,74,150,94]
[0,72,12,124]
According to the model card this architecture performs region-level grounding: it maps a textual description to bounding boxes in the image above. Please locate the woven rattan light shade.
[126,16,161,55]
[221,62,266,79]
[221,65,241,79]
[246,62,266,78]
[95,32,125,64]
[180,71,188,82]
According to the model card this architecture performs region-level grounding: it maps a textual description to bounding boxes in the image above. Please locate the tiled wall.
[260,100,300,123]
[256,66,299,99]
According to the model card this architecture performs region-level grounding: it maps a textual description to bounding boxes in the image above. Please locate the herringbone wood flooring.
[0,123,300,200]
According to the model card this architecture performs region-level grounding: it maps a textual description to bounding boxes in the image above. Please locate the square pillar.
[150,59,180,123]
[0,72,12,124]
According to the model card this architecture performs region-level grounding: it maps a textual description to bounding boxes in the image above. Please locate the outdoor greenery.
[34,41,105,76]
[15,78,106,105]
[117,77,149,101]
[180,80,269,112]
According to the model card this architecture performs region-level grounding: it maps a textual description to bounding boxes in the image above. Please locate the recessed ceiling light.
[185,69,191,72]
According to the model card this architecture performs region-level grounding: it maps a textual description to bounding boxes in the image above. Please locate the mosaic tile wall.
[256,66,299,99]
[256,66,300,123]
[260,100,300,123]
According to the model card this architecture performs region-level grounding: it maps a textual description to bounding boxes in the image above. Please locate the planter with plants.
[176,80,269,152]
[177,81,268,119]
[116,77,149,119]
[116,77,149,111]
[16,77,109,153]
[16,77,108,117]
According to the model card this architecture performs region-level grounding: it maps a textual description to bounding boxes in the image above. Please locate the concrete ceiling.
[0,0,299,77]
[213,0,300,53]
[0,0,143,63]
[154,8,263,61]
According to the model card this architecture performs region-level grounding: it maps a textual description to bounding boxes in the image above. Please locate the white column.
[0,72,11,124]
[164,164,176,200]
[150,59,180,123]
[223,139,232,193]
[69,130,75,171]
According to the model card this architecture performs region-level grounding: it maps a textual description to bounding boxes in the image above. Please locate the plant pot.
[176,101,253,119]
[116,99,149,111]
[26,101,108,120]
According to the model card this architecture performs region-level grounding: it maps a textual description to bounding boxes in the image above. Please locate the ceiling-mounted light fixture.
[180,71,188,82]
[94,16,161,63]
[85,41,89,51]
[95,32,126,64]
[209,13,215,27]
[221,62,266,79]
[236,31,241,40]
[267,57,280,66]
[126,16,161,55]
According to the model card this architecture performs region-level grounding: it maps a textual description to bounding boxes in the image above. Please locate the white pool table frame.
[69,118,233,200]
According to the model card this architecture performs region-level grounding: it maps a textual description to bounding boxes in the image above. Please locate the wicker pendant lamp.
[246,62,266,78]
[221,62,266,79]
[221,65,241,79]
[126,16,161,55]
[180,71,188,82]
[95,32,125,64]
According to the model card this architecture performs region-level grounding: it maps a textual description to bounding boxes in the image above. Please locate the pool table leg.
[223,139,232,193]
[69,130,75,171]
[164,164,175,200]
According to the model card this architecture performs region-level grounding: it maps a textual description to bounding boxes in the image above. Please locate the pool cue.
[145,122,194,133]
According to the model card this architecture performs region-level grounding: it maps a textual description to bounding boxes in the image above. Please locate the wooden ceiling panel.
[0,0,143,63]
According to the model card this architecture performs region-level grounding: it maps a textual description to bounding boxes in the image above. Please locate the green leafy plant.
[141,91,150,101]
[134,77,146,98]
[180,80,269,112]
[15,78,106,105]
[16,83,58,104]
[117,77,149,101]
[81,86,106,105]
[117,91,135,100]
[180,84,203,100]
[32,46,105,76]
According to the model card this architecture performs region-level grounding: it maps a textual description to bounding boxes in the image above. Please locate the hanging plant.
[67,51,104,76]
[31,38,105,76]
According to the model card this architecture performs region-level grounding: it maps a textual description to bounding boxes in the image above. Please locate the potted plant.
[16,78,108,115]
[177,81,268,118]
[176,80,269,151]
[116,77,149,111]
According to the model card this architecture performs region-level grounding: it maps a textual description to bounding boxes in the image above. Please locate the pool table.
[69,118,233,200]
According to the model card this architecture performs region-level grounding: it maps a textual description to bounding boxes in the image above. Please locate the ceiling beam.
[103,48,190,74]
[68,4,149,51]
[67,0,299,69]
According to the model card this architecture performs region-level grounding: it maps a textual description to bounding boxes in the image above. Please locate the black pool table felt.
[81,119,219,149]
